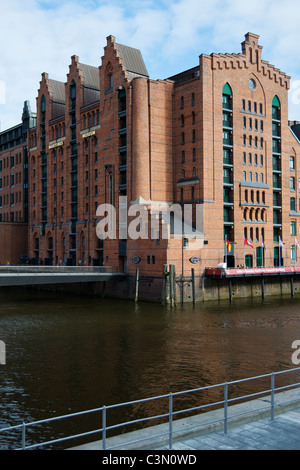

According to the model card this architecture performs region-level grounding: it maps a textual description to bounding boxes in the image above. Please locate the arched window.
[272,95,281,120]
[41,95,46,122]
[70,80,76,111]
[222,83,232,109]
[106,63,113,92]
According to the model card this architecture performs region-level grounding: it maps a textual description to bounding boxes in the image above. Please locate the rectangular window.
[256,247,263,268]
[291,245,296,262]
[273,210,280,225]
[223,149,231,164]
[274,246,280,266]
[290,177,295,191]
[290,197,296,211]
[273,156,279,171]
[291,221,296,236]
[223,131,231,145]
[273,139,280,153]
[222,95,231,110]
[223,168,231,184]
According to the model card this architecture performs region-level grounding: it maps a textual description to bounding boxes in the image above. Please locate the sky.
[1,0,300,130]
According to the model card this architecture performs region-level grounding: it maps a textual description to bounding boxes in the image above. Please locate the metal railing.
[1,367,300,450]
[0,265,121,275]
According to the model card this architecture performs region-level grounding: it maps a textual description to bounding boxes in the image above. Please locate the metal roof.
[48,79,65,104]
[116,43,149,78]
[79,63,100,90]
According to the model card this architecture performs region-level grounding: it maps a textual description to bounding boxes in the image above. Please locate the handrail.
[1,367,300,450]
[0,265,122,274]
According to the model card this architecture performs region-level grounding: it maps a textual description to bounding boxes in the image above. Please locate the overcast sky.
[1,0,300,130]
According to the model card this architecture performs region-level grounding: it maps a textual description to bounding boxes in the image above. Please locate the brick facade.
[1,32,300,283]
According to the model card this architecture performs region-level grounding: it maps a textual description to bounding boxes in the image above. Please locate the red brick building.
[1,32,300,295]
[0,101,35,264]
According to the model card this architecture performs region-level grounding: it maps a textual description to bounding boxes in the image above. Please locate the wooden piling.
[191,268,196,304]
[161,264,168,304]
[229,279,232,302]
[169,264,176,307]
[134,268,139,302]
[261,277,265,299]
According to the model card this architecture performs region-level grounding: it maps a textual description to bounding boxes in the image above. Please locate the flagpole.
[280,246,282,267]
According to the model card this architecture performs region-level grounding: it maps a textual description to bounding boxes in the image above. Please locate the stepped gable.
[100,35,149,83]
[208,32,290,90]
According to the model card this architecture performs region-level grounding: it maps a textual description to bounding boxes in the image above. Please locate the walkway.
[155,407,300,450]
[0,266,126,286]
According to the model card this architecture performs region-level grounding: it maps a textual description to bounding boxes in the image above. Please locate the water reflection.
[0,287,300,448]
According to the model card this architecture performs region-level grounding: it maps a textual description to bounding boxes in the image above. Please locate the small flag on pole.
[226,239,231,253]
[262,237,267,251]
[296,238,300,250]
[279,236,285,251]
[244,237,254,248]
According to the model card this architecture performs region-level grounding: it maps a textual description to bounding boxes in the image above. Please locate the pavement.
[154,407,300,450]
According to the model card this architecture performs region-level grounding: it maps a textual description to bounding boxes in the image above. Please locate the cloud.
[1,0,300,129]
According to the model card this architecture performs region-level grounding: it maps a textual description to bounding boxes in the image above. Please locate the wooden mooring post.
[261,277,265,299]
[191,268,196,304]
[291,276,294,297]
[134,268,139,302]
[229,279,233,302]
[169,264,176,307]
[161,264,169,304]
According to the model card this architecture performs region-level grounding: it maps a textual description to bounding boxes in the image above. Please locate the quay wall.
[27,271,300,303]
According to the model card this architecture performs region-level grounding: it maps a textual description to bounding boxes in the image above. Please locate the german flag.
[226,239,231,253]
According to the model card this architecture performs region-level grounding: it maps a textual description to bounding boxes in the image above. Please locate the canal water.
[1,286,300,448]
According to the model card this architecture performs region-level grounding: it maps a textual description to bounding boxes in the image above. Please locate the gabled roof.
[116,43,149,78]
[79,63,100,90]
[48,79,65,104]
